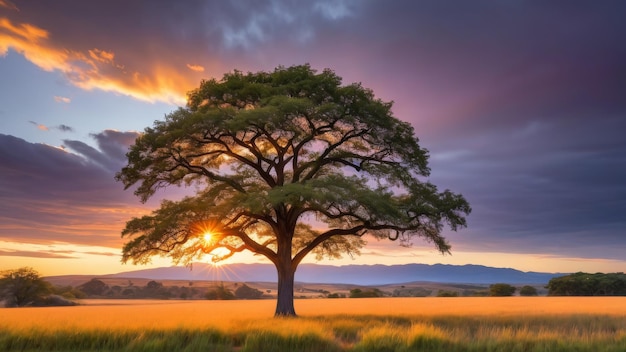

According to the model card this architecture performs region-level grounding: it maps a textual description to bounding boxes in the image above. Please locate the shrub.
[436,290,458,297]
[235,284,263,299]
[349,288,383,298]
[489,283,516,296]
[34,294,78,307]
[327,293,345,298]
[519,285,538,296]
[78,279,108,296]
[206,283,235,300]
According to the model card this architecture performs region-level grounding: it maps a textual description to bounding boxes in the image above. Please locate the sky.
[1,0,625,276]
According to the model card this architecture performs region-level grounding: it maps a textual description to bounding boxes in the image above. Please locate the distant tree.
[142,280,170,299]
[49,285,87,299]
[519,285,538,296]
[78,279,108,296]
[469,290,489,297]
[206,283,235,300]
[0,267,51,307]
[436,290,458,297]
[547,272,626,296]
[235,284,264,299]
[116,64,471,316]
[110,285,122,295]
[146,280,163,290]
[349,288,383,298]
[489,283,516,296]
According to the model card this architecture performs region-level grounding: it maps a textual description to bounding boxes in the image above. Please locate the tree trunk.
[274,257,297,317]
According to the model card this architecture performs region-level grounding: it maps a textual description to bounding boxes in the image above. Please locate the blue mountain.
[107,263,562,285]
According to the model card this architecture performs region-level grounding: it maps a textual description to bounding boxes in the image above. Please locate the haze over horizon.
[1,0,625,276]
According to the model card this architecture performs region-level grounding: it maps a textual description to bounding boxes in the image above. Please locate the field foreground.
[1,297,625,351]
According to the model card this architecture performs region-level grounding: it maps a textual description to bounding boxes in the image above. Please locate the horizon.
[45,261,572,279]
[1,1,625,277]
[43,261,566,287]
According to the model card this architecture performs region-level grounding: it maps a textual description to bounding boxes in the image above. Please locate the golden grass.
[1,297,624,332]
[1,297,625,351]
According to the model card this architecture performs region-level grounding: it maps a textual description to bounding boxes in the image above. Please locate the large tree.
[116,64,470,316]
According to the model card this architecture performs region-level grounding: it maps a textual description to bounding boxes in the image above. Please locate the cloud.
[0,0,17,11]
[54,95,71,103]
[0,1,361,105]
[88,48,115,64]
[0,133,151,248]
[28,120,48,131]
[83,251,118,257]
[57,124,74,132]
[186,64,204,72]
[0,17,189,104]
[0,249,78,259]
[89,129,138,161]
[28,121,74,132]
[62,129,138,170]
[0,246,119,259]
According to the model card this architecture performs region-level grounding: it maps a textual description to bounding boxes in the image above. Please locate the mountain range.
[104,263,563,285]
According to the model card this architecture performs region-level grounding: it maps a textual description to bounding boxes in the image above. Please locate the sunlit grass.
[1,297,625,351]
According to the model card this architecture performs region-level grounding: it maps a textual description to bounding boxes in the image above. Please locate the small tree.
[436,290,458,297]
[519,285,538,296]
[78,278,108,296]
[235,284,263,299]
[349,288,383,298]
[0,267,51,307]
[489,283,516,296]
[206,283,235,300]
[116,64,471,316]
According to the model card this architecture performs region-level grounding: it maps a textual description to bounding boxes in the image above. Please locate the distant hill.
[104,263,562,285]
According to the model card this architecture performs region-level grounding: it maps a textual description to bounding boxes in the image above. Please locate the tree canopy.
[489,283,516,297]
[0,267,51,307]
[116,64,470,316]
[547,272,626,296]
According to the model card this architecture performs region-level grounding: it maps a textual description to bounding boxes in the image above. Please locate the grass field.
[1,297,625,351]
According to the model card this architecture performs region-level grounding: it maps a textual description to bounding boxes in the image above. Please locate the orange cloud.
[28,120,48,131]
[88,48,115,64]
[186,63,205,72]
[0,17,201,105]
[54,95,71,103]
[0,202,153,248]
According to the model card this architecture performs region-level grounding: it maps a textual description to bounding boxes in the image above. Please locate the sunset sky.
[1,0,625,276]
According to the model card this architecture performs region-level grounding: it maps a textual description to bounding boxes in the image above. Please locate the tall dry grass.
[1,297,625,351]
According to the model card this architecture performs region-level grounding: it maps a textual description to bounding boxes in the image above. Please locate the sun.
[202,231,214,243]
